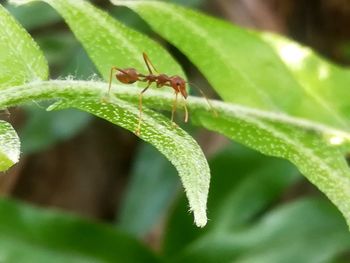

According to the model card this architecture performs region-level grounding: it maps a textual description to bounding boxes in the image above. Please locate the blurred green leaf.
[261,33,350,119]
[14,0,185,85]
[115,0,350,129]
[35,32,78,73]
[0,3,48,88]
[0,120,20,171]
[164,145,350,263]
[62,47,98,79]
[0,197,160,263]
[20,105,91,154]
[5,1,61,30]
[35,32,97,78]
[118,143,180,236]
[163,144,299,256]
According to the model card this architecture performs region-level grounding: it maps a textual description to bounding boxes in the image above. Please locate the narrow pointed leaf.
[7,0,208,225]
[261,32,350,118]
[0,121,20,171]
[189,100,350,229]
[43,86,208,228]
[110,0,350,230]
[114,0,350,129]
[12,0,185,83]
[2,80,350,228]
[0,4,48,88]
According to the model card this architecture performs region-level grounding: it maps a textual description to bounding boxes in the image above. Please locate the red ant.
[108,52,214,135]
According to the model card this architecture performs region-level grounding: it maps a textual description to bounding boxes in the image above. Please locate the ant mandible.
[108,52,213,135]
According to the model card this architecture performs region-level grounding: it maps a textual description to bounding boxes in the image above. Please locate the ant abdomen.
[116,68,139,84]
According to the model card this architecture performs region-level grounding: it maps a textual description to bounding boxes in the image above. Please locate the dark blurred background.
[1,0,350,247]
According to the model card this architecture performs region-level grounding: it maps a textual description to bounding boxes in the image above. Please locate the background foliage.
[1,0,350,262]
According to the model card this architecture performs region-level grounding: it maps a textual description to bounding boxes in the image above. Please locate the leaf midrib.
[121,1,350,129]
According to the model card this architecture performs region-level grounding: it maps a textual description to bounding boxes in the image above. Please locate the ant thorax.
[142,74,158,82]
[156,74,170,87]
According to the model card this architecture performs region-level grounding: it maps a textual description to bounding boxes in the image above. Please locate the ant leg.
[171,92,178,124]
[108,67,133,95]
[143,52,158,74]
[183,99,189,123]
[108,66,118,95]
[136,82,151,135]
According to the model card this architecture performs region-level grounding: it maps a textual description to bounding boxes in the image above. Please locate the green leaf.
[48,94,210,227]
[0,120,20,171]
[20,105,91,154]
[164,145,350,263]
[190,100,350,230]
[2,80,350,229]
[261,32,350,119]
[0,4,48,88]
[7,0,210,227]
[114,0,350,129]
[117,143,180,236]
[12,0,185,83]
[163,144,299,257]
[0,197,160,263]
[5,0,350,233]
[5,2,61,30]
[110,0,350,230]
[169,200,350,263]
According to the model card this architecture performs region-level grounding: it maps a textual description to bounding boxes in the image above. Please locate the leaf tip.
[193,208,207,227]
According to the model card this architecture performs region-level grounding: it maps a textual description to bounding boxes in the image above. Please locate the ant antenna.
[186,82,218,117]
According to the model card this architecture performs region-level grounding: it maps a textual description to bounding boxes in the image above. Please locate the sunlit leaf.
[2,80,350,229]
[12,0,185,84]
[261,32,350,119]
[0,3,48,88]
[5,0,208,227]
[110,0,350,230]
[114,0,350,129]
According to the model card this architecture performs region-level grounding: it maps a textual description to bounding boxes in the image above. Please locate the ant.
[108,52,215,135]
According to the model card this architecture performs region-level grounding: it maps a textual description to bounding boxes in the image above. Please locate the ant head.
[116,68,139,84]
[170,76,187,99]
